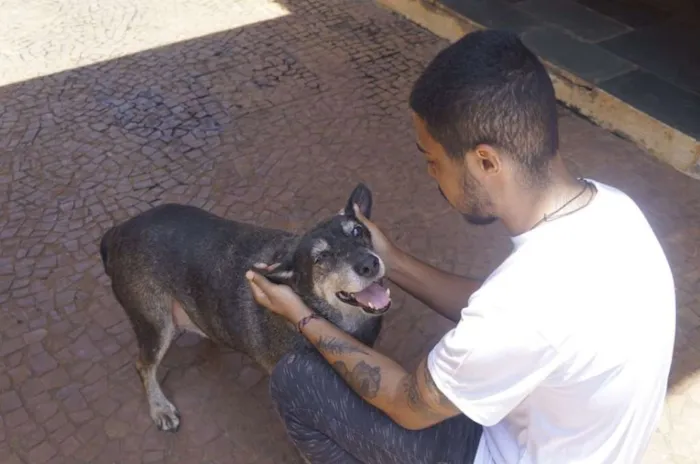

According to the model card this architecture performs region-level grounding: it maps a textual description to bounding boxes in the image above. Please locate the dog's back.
[100,203,302,367]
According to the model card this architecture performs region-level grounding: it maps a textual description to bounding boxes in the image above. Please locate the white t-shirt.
[428,180,676,464]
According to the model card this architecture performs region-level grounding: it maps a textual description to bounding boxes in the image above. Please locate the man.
[246,30,676,463]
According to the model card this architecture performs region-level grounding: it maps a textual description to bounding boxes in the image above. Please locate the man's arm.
[386,248,482,323]
[352,205,482,323]
[301,312,462,430]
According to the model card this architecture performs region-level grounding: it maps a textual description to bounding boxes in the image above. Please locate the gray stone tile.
[600,70,700,139]
[576,0,671,29]
[516,0,630,42]
[441,0,540,34]
[521,26,635,83]
[600,19,700,96]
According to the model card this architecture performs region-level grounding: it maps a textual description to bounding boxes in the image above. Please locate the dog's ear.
[256,260,297,289]
[344,183,373,219]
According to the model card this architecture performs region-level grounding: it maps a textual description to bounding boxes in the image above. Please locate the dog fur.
[99,183,390,432]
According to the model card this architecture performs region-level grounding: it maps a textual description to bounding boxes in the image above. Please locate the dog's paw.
[151,401,181,432]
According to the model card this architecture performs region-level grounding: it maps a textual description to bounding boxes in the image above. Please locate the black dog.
[99,183,391,432]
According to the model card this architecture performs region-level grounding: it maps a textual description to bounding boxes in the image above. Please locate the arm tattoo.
[422,361,455,409]
[317,336,370,356]
[403,359,457,418]
[317,336,379,399]
[332,360,382,399]
[404,373,443,419]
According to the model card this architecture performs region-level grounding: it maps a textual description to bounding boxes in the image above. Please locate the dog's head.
[260,183,391,318]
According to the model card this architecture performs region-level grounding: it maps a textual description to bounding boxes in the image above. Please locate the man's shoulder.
[587,179,647,222]
[588,179,671,267]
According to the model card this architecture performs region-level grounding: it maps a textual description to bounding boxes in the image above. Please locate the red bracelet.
[296,314,319,333]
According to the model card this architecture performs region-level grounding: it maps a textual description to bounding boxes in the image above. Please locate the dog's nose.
[354,254,380,278]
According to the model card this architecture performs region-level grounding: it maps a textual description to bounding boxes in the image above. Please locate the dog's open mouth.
[336,279,391,315]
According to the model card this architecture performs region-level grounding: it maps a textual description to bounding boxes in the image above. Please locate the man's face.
[412,113,497,225]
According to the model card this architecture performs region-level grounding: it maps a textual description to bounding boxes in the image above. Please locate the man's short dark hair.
[409,29,559,180]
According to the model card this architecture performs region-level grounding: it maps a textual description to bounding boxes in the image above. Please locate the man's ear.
[257,259,297,288]
[471,144,502,177]
[343,182,373,219]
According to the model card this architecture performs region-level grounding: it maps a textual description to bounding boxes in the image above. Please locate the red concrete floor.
[0,0,699,462]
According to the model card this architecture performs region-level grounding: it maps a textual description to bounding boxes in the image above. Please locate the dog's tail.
[99,226,118,277]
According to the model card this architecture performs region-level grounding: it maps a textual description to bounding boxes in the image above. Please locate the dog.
[99,183,392,432]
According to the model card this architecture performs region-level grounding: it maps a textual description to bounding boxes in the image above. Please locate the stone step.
[376,0,700,180]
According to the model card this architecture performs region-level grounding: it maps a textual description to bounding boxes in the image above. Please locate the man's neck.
[501,158,587,236]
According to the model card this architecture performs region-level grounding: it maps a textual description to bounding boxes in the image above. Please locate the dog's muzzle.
[337,278,391,315]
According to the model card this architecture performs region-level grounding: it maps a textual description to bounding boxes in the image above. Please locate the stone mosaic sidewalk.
[1,0,699,462]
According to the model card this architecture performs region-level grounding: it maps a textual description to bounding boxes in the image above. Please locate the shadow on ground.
[1,0,699,462]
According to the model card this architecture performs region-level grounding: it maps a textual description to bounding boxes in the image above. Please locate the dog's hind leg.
[136,316,180,432]
[114,282,181,432]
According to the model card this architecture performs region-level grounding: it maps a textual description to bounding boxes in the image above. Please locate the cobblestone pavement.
[1,0,699,462]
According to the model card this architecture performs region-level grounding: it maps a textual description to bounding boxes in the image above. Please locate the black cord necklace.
[529,178,595,231]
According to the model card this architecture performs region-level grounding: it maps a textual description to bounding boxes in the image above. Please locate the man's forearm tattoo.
[318,336,380,399]
[332,360,351,378]
[332,360,381,399]
[317,336,369,356]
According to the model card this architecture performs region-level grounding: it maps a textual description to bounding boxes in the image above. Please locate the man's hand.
[353,204,481,324]
[246,267,311,323]
[352,204,402,274]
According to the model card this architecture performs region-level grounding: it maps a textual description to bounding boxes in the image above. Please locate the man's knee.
[269,348,328,408]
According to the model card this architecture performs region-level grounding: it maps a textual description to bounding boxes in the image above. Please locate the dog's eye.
[351,225,363,237]
[314,251,330,263]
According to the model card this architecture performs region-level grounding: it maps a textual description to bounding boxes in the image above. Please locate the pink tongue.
[352,283,390,309]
